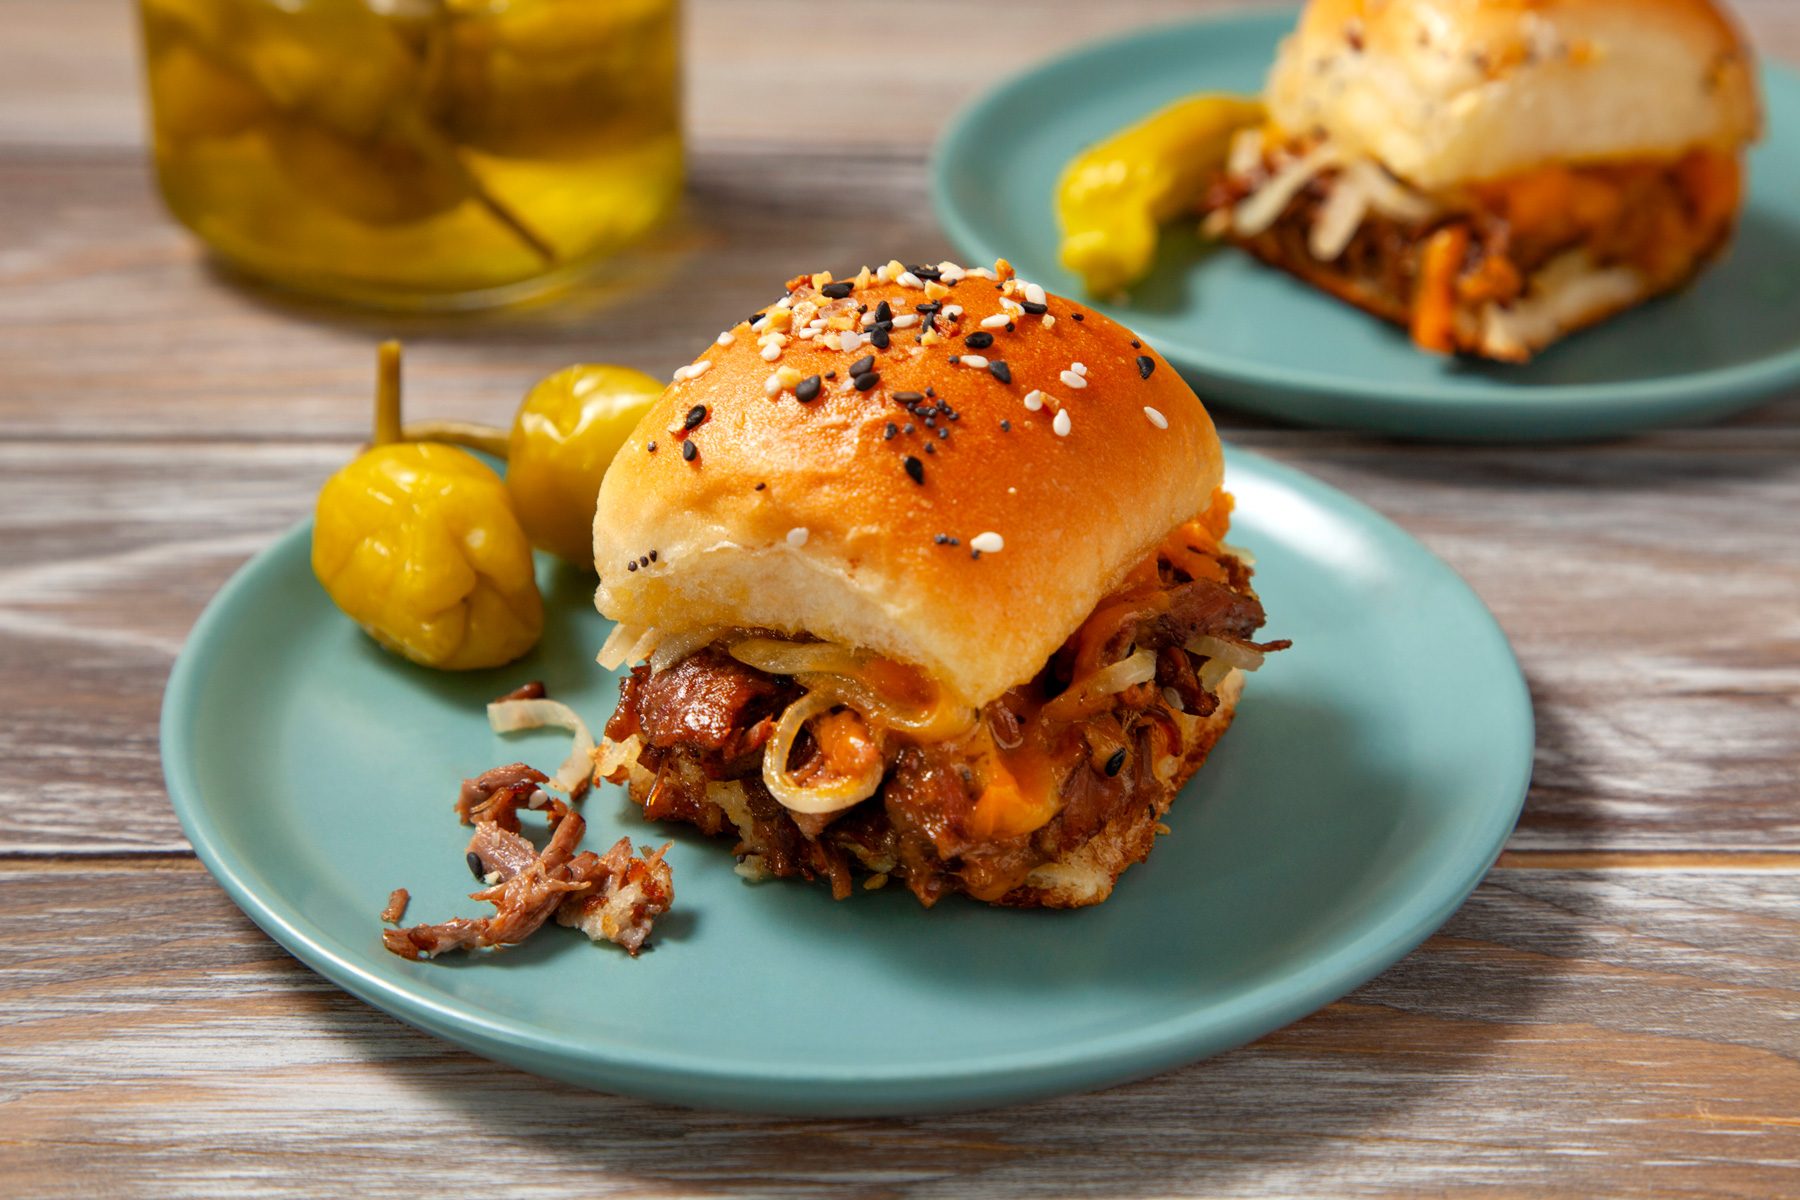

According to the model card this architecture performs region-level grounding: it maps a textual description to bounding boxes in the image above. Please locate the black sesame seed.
[1021,300,1048,315]
[853,371,879,392]
[646,440,657,453]
[904,423,915,434]
[1130,339,1142,349]
[1000,419,1011,431]
[627,561,638,571]
[893,391,924,403]
[1072,312,1085,321]
[934,533,949,544]
[916,302,942,315]
[884,422,898,439]
[824,371,838,380]
[754,482,766,491]
[681,440,698,463]
[926,387,936,397]
[870,327,890,349]
[875,300,893,323]
[848,355,875,377]
[467,851,484,879]
[949,537,960,546]
[910,264,942,280]
[1136,355,1156,379]
[988,360,1012,384]
[948,355,960,365]
[649,550,658,562]
[795,375,822,402]
[923,415,935,427]
[639,555,650,567]
[749,312,766,325]
[964,331,994,350]
[1105,748,1127,777]
[683,404,707,430]
[970,549,981,560]
[821,281,853,299]
[937,426,948,438]
[1006,321,1016,332]
[924,442,936,454]
[904,455,924,484]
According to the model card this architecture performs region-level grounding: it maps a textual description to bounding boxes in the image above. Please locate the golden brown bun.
[1268,0,1761,189]
[593,266,1222,709]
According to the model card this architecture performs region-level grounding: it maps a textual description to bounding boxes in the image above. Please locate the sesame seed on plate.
[683,404,707,430]
[796,375,822,402]
[979,314,1009,330]
[1137,355,1157,379]
[787,527,809,547]
[891,314,920,329]
[1053,409,1072,437]
[959,355,989,369]
[682,439,699,461]
[970,531,1004,554]
[1023,390,1047,411]
[1072,362,1088,376]
[1060,369,1087,389]
[715,331,736,346]
[1023,282,1047,306]
[1144,406,1169,429]
[760,342,782,362]
[849,354,876,376]
[904,455,925,484]
[988,360,1012,384]
[897,271,925,289]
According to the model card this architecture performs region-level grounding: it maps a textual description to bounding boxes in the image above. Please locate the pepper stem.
[401,419,510,458]
[372,340,404,446]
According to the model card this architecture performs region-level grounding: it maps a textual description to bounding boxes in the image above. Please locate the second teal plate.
[933,10,1800,440]
[161,448,1531,1115]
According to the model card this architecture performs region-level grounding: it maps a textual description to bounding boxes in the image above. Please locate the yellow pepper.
[312,344,544,670]
[505,363,664,568]
[1056,93,1264,296]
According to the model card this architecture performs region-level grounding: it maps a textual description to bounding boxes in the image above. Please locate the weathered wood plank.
[1,440,1795,856]
[4,0,1797,151]
[2,862,1795,1198]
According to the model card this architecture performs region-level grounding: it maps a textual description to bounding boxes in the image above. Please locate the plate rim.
[160,445,1534,1114]
[929,7,1800,434]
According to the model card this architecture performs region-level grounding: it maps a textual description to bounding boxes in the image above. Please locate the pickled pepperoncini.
[1056,93,1263,296]
[313,344,544,669]
[137,0,681,309]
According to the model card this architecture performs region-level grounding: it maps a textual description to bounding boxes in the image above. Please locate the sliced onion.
[1349,158,1437,224]
[649,627,725,672]
[594,733,642,780]
[596,623,656,670]
[1227,126,1265,177]
[487,698,596,795]
[1309,170,1371,261]
[1232,142,1339,237]
[761,691,885,816]
[730,637,976,742]
[1186,635,1266,690]
[1042,649,1157,722]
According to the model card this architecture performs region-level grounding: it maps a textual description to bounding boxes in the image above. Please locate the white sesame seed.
[860,311,878,328]
[807,319,828,333]
[1053,409,1072,437]
[671,360,712,382]
[979,314,1009,329]
[760,342,782,362]
[959,355,989,369]
[970,531,1004,553]
[897,271,925,289]
[1162,686,1184,710]
[1060,369,1087,389]
[751,316,771,332]
[936,261,963,276]
[1000,298,1023,314]
[1073,362,1088,376]
[764,372,783,396]
[1144,406,1168,429]
[967,267,997,280]
[1023,390,1047,411]
[891,314,920,329]
[715,331,736,346]
[776,295,795,308]
[1007,486,1017,494]
[1024,282,1047,306]
[1041,314,1056,329]
[837,329,863,352]
[528,788,549,810]
[786,527,809,547]
[943,305,963,320]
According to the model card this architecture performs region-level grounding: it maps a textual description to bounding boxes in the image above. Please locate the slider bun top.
[1267,0,1761,190]
[593,270,1222,709]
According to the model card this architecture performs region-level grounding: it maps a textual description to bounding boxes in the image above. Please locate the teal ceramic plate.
[161,448,1531,1115]
[933,10,1800,440]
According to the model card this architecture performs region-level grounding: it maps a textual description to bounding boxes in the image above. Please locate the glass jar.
[137,0,682,310]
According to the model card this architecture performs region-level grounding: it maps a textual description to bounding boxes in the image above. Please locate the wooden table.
[4,1,1797,1194]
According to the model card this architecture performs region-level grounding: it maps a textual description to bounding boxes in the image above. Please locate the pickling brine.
[137,0,682,309]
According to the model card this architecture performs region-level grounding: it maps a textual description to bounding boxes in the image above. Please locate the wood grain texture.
[2,862,1795,1199]
[5,0,1800,1194]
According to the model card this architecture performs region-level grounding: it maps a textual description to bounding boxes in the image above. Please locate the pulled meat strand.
[456,762,549,828]
[492,680,548,704]
[380,888,409,924]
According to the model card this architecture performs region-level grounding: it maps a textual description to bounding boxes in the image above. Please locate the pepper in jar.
[312,342,544,670]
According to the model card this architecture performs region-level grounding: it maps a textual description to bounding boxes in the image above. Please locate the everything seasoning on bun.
[1200,0,1762,361]
[591,260,1287,908]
